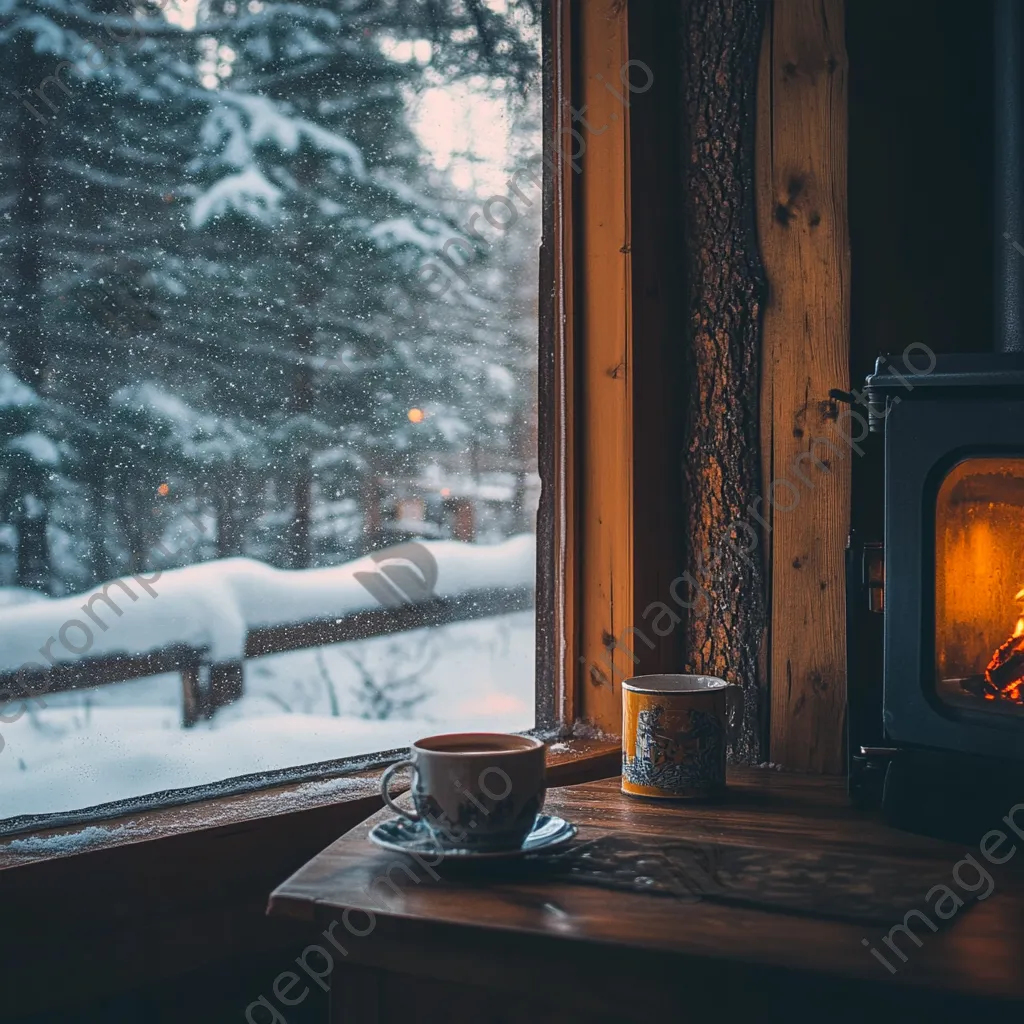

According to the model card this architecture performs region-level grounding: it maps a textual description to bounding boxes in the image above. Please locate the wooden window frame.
[0,1,668,1010]
[542,0,680,738]
[543,0,639,736]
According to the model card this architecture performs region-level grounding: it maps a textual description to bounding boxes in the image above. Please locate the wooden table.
[268,769,1024,1022]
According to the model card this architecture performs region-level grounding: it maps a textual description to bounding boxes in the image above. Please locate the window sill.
[0,738,619,1017]
[0,738,618,871]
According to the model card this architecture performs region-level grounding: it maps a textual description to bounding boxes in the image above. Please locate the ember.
[982,586,1024,704]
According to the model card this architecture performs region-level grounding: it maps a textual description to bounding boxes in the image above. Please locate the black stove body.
[848,354,1024,837]
[846,1,1024,838]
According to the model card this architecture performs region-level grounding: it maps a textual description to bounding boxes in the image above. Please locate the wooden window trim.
[542,0,633,736]
[569,0,635,735]
[548,0,678,737]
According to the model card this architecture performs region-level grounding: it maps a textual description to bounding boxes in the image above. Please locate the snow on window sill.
[0,739,619,872]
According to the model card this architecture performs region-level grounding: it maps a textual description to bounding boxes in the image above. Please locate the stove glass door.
[935,456,1024,716]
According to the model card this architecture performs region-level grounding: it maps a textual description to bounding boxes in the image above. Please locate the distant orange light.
[440,487,451,497]
[157,483,170,496]
[407,408,425,423]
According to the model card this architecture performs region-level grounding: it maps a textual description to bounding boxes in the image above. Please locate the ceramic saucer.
[369,813,577,860]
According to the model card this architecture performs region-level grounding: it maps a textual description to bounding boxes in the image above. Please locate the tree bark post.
[677,0,769,764]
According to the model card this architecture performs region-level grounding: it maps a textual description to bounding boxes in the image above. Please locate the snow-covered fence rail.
[0,536,535,728]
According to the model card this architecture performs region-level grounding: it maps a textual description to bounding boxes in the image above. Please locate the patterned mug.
[621,674,741,799]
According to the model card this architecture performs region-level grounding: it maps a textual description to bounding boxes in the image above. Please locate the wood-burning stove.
[848,354,1024,837]
[847,0,1024,839]
[876,355,1024,754]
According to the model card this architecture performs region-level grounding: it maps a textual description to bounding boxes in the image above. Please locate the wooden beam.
[245,587,534,659]
[757,0,851,772]
[574,0,634,732]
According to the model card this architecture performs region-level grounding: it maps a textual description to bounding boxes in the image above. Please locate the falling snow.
[0,0,543,827]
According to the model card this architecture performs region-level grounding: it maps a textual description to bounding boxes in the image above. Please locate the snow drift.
[0,535,535,674]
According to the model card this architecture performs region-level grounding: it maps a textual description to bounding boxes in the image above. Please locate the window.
[0,0,546,827]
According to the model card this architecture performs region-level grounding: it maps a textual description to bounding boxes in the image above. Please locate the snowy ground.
[0,611,534,822]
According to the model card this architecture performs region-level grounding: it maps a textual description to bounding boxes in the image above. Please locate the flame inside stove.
[983,586,1024,703]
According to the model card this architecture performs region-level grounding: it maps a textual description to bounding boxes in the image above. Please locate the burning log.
[956,586,1024,705]
[958,674,999,700]
[975,584,1024,704]
[985,633,1024,702]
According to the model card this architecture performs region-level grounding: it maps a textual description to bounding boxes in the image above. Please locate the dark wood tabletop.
[269,769,1024,1021]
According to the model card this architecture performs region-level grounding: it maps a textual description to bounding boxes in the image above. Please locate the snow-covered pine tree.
[0,0,213,583]
[186,0,540,566]
[1,0,541,591]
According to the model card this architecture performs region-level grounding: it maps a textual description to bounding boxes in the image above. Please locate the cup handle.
[380,759,419,820]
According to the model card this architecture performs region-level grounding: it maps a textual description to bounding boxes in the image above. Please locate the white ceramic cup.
[379,732,546,851]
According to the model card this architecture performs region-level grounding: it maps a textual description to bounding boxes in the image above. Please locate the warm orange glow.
[935,458,1024,708]
[157,482,170,496]
[407,408,424,423]
[440,487,451,497]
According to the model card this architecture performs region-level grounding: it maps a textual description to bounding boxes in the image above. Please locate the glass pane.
[935,456,1024,716]
[0,0,542,827]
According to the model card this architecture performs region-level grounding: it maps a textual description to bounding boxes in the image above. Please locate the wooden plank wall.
[757,0,851,772]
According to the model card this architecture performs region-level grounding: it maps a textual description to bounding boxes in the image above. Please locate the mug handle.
[380,759,419,820]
